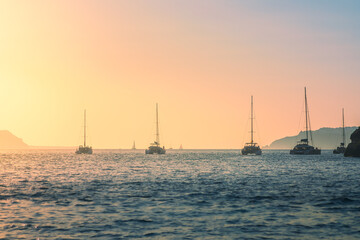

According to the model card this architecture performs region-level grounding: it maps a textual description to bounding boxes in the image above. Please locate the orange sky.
[0,1,359,148]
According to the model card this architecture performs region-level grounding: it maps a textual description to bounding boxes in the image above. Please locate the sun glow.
[0,1,359,148]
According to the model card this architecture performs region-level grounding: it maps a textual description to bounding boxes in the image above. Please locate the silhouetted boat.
[242,96,262,155]
[132,141,136,150]
[290,88,320,155]
[333,108,346,154]
[146,103,166,154]
[179,144,183,150]
[76,110,93,154]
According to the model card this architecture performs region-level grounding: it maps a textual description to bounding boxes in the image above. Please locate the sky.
[0,0,359,149]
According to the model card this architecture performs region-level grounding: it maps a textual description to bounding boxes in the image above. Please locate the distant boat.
[179,144,183,150]
[132,141,136,150]
[145,103,166,154]
[333,108,346,154]
[290,88,321,155]
[76,110,93,154]
[242,96,262,155]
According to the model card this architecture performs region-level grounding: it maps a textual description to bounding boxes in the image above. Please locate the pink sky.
[0,1,359,148]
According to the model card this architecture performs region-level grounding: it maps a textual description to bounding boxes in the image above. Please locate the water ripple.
[0,150,359,239]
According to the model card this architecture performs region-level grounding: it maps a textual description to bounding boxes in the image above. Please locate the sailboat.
[333,108,346,154]
[132,141,136,150]
[76,110,93,154]
[290,88,321,155]
[179,144,183,150]
[242,96,262,155]
[145,103,166,154]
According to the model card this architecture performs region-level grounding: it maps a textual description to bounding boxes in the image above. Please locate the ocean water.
[0,149,359,239]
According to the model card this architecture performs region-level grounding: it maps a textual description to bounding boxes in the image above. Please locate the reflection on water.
[0,150,359,239]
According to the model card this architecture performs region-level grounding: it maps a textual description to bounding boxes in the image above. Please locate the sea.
[0,149,359,239]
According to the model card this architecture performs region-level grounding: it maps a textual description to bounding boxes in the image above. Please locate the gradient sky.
[0,0,359,148]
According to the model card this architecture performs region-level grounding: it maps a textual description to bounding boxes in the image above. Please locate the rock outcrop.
[268,127,358,149]
[344,127,360,157]
[0,130,28,149]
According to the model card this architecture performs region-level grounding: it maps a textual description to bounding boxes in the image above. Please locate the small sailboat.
[290,87,321,155]
[333,108,346,154]
[242,96,262,155]
[76,110,93,154]
[145,103,166,154]
[179,144,183,150]
[132,141,136,150]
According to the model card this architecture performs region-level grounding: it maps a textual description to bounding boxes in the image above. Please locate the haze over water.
[1,150,359,239]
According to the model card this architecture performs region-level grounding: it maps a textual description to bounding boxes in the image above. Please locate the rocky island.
[344,127,360,157]
[0,130,28,149]
[267,127,358,149]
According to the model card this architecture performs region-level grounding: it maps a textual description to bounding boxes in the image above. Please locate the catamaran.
[290,88,321,155]
[76,110,93,154]
[146,103,166,154]
[333,108,346,154]
[242,96,262,155]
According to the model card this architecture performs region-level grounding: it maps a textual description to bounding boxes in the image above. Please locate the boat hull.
[333,146,345,154]
[290,149,321,155]
[290,143,321,155]
[242,146,262,155]
[145,146,166,154]
[76,146,93,154]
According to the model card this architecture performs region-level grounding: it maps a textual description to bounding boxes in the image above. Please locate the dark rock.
[344,127,360,157]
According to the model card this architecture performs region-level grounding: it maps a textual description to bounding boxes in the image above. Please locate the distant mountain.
[268,127,359,149]
[0,130,28,149]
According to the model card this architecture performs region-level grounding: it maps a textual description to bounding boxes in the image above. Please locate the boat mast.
[251,95,254,144]
[342,108,345,146]
[304,88,309,144]
[156,103,160,146]
[84,109,86,147]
